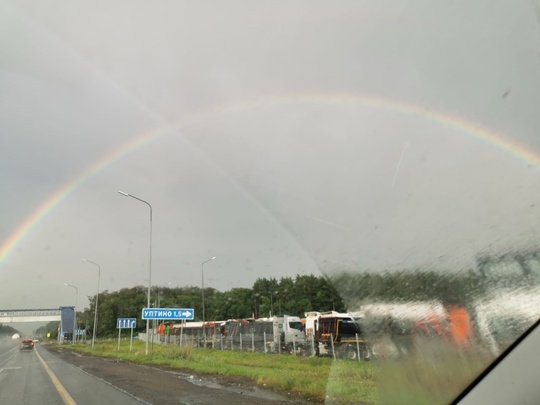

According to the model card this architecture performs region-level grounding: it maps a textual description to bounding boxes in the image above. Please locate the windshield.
[338,319,361,336]
[289,321,303,331]
[1,1,540,404]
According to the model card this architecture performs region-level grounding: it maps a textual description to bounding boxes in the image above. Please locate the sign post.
[117,318,137,351]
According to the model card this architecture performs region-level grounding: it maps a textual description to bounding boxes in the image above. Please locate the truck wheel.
[360,346,371,361]
[285,344,296,355]
[344,346,358,360]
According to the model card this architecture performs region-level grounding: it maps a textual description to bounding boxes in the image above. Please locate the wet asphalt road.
[0,339,142,404]
[0,340,309,405]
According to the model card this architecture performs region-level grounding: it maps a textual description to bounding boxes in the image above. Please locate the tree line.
[36,250,539,338]
[37,274,346,338]
[0,324,19,336]
[331,250,540,310]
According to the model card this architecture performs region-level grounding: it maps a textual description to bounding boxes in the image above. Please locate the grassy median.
[54,341,377,404]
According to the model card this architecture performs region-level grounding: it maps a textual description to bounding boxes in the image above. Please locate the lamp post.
[63,283,78,344]
[201,256,216,326]
[282,289,288,314]
[157,282,172,308]
[118,190,153,356]
[156,282,171,344]
[82,259,100,349]
[253,293,260,319]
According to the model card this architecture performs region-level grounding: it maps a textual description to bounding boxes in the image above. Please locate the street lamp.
[155,282,172,345]
[118,190,153,356]
[201,256,216,326]
[82,259,100,349]
[157,282,172,308]
[63,283,78,344]
[253,293,260,319]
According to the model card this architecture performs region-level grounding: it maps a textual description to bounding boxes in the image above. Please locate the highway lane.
[0,339,63,404]
[0,338,17,358]
[0,340,145,405]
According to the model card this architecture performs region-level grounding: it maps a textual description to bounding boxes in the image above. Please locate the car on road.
[19,339,34,351]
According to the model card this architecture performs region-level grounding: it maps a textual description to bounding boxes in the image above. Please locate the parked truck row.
[161,311,371,360]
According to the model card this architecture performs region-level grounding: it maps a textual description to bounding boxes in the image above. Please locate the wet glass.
[2,1,540,404]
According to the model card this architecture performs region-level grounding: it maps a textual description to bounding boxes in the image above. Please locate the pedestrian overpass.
[0,307,77,339]
[0,308,66,323]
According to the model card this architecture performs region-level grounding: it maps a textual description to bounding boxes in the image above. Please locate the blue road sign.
[117,318,137,329]
[141,308,194,320]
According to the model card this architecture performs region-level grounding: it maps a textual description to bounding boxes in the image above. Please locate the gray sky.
[2,0,540,315]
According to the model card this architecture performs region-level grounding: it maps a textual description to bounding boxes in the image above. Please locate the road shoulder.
[43,344,313,405]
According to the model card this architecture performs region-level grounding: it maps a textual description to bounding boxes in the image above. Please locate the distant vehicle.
[170,321,221,347]
[269,315,306,353]
[241,315,307,353]
[12,333,20,340]
[305,311,371,360]
[19,339,34,350]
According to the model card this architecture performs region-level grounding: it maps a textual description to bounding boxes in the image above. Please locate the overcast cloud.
[2,0,540,322]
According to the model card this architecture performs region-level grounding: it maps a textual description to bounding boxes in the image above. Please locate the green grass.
[53,341,377,404]
[52,339,496,405]
[373,342,494,405]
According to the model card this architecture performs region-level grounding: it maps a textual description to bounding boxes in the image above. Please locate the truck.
[220,316,306,353]
[270,315,306,354]
[305,311,370,360]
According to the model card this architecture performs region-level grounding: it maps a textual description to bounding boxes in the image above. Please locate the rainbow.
[0,92,538,265]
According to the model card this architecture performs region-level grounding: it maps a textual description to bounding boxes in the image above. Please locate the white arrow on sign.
[182,311,192,317]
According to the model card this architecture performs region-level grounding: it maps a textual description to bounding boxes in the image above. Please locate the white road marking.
[0,366,22,373]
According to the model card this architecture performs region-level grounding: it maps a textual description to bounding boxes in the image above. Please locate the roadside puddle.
[160,369,294,402]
